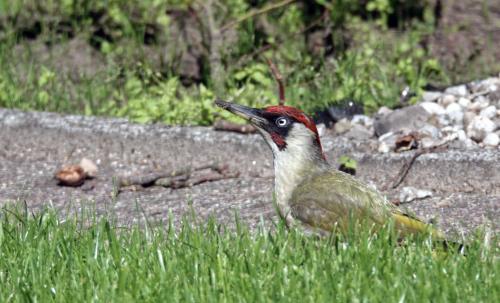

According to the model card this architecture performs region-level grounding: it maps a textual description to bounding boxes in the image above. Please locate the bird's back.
[289,168,441,237]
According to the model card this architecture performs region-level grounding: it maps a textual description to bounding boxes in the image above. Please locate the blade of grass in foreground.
[0,206,498,302]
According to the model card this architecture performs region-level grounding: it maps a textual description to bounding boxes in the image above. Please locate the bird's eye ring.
[276,117,288,127]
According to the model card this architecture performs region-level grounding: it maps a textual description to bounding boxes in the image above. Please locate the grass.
[0,206,498,302]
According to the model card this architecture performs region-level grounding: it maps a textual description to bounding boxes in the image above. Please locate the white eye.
[276,117,288,127]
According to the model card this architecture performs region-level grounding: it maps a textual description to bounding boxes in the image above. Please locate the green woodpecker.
[215,99,444,238]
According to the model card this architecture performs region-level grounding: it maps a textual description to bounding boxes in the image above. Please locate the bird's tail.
[392,212,466,254]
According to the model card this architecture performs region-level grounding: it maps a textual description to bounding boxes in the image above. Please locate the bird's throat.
[272,146,327,222]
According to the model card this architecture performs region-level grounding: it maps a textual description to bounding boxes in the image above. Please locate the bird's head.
[215,99,326,163]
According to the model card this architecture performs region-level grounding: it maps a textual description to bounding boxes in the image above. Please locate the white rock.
[440,94,457,107]
[480,105,497,119]
[420,102,445,116]
[423,91,442,103]
[437,115,451,127]
[463,111,476,128]
[468,97,491,113]
[80,158,98,177]
[483,133,499,147]
[317,123,326,137]
[420,124,441,138]
[457,130,468,141]
[445,102,464,124]
[378,142,391,153]
[441,125,461,133]
[378,131,395,142]
[467,116,496,142]
[351,114,373,127]
[445,84,468,96]
[465,138,478,149]
[333,118,351,134]
[399,186,433,203]
[458,97,471,108]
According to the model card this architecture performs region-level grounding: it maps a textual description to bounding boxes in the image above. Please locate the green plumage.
[290,169,443,238]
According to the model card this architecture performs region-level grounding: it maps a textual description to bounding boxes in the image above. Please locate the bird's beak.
[214,99,267,126]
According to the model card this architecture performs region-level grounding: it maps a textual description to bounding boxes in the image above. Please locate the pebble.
[483,133,499,147]
[480,105,497,119]
[466,116,496,142]
[345,124,373,140]
[445,84,468,96]
[341,76,500,153]
[457,97,471,108]
[333,118,351,135]
[378,142,391,153]
[351,114,373,127]
[420,101,445,115]
[463,111,476,129]
[420,124,441,138]
[423,91,442,103]
[457,129,468,141]
[317,123,326,137]
[399,186,433,203]
[445,102,464,124]
[440,94,457,107]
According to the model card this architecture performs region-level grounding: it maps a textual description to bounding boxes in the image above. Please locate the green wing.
[289,169,442,238]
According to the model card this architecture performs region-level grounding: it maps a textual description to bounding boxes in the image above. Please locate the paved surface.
[1,109,499,237]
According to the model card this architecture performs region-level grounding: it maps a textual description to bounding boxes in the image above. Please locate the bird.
[215,99,445,239]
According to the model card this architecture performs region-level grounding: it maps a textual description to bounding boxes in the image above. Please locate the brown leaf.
[55,165,86,187]
[394,133,419,152]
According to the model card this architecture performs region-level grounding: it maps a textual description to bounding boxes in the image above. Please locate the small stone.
[374,106,430,136]
[457,129,468,141]
[466,116,496,142]
[419,124,441,138]
[445,102,464,124]
[399,186,433,203]
[439,94,456,107]
[80,158,98,177]
[437,115,451,127]
[480,105,497,119]
[458,97,471,108]
[422,91,442,103]
[351,114,373,127]
[333,118,352,135]
[378,142,391,153]
[445,84,468,96]
[483,133,499,147]
[420,102,445,115]
[317,123,326,137]
[463,111,476,128]
[472,96,490,110]
[345,124,373,140]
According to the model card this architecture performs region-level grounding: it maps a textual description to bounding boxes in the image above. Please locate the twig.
[220,0,297,32]
[265,57,285,105]
[213,120,257,134]
[385,141,450,190]
[117,163,228,189]
[157,170,239,189]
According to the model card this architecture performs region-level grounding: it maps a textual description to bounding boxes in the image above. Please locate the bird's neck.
[272,142,328,220]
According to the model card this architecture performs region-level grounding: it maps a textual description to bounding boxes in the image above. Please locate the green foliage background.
[0,0,468,125]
